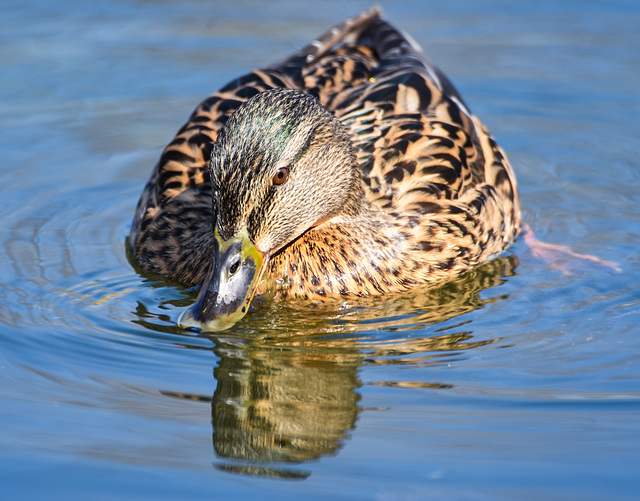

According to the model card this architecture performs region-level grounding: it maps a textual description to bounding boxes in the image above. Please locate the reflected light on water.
[2,1,640,497]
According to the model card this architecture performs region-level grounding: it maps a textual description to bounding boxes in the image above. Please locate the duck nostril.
[229,260,240,276]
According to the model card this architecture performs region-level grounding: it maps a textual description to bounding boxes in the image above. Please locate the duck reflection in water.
[154,255,518,477]
[210,335,361,478]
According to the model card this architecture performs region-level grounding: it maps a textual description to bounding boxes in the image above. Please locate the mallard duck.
[130,8,521,330]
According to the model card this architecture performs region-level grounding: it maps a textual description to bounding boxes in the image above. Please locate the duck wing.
[298,12,520,259]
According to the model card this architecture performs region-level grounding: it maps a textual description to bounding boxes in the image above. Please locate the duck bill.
[178,226,267,331]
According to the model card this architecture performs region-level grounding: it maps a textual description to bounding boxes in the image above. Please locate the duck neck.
[267,197,420,299]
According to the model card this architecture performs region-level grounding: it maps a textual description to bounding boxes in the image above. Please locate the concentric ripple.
[2,2,640,495]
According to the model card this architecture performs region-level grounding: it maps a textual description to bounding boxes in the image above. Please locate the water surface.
[1,0,640,499]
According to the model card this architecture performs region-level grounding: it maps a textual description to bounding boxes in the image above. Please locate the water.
[1,0,639,499]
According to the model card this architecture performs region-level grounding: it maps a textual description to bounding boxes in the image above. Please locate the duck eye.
[272,167,289,186]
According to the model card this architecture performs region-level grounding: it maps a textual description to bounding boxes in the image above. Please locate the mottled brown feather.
[130,8,520,298]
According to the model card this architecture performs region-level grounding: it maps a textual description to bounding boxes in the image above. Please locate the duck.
[129,7,521,331]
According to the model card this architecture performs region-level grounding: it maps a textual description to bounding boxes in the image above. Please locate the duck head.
[178,88,363,331]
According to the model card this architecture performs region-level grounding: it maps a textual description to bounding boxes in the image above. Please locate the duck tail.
[270,7,381,73]
[366,15,471,113]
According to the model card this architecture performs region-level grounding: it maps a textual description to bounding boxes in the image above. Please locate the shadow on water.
[154,254,518,478]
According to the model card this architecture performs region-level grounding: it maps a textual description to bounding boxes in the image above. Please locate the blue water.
[1,0,640,499]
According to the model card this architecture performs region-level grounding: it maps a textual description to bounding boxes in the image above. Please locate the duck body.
[130,9,520,330]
